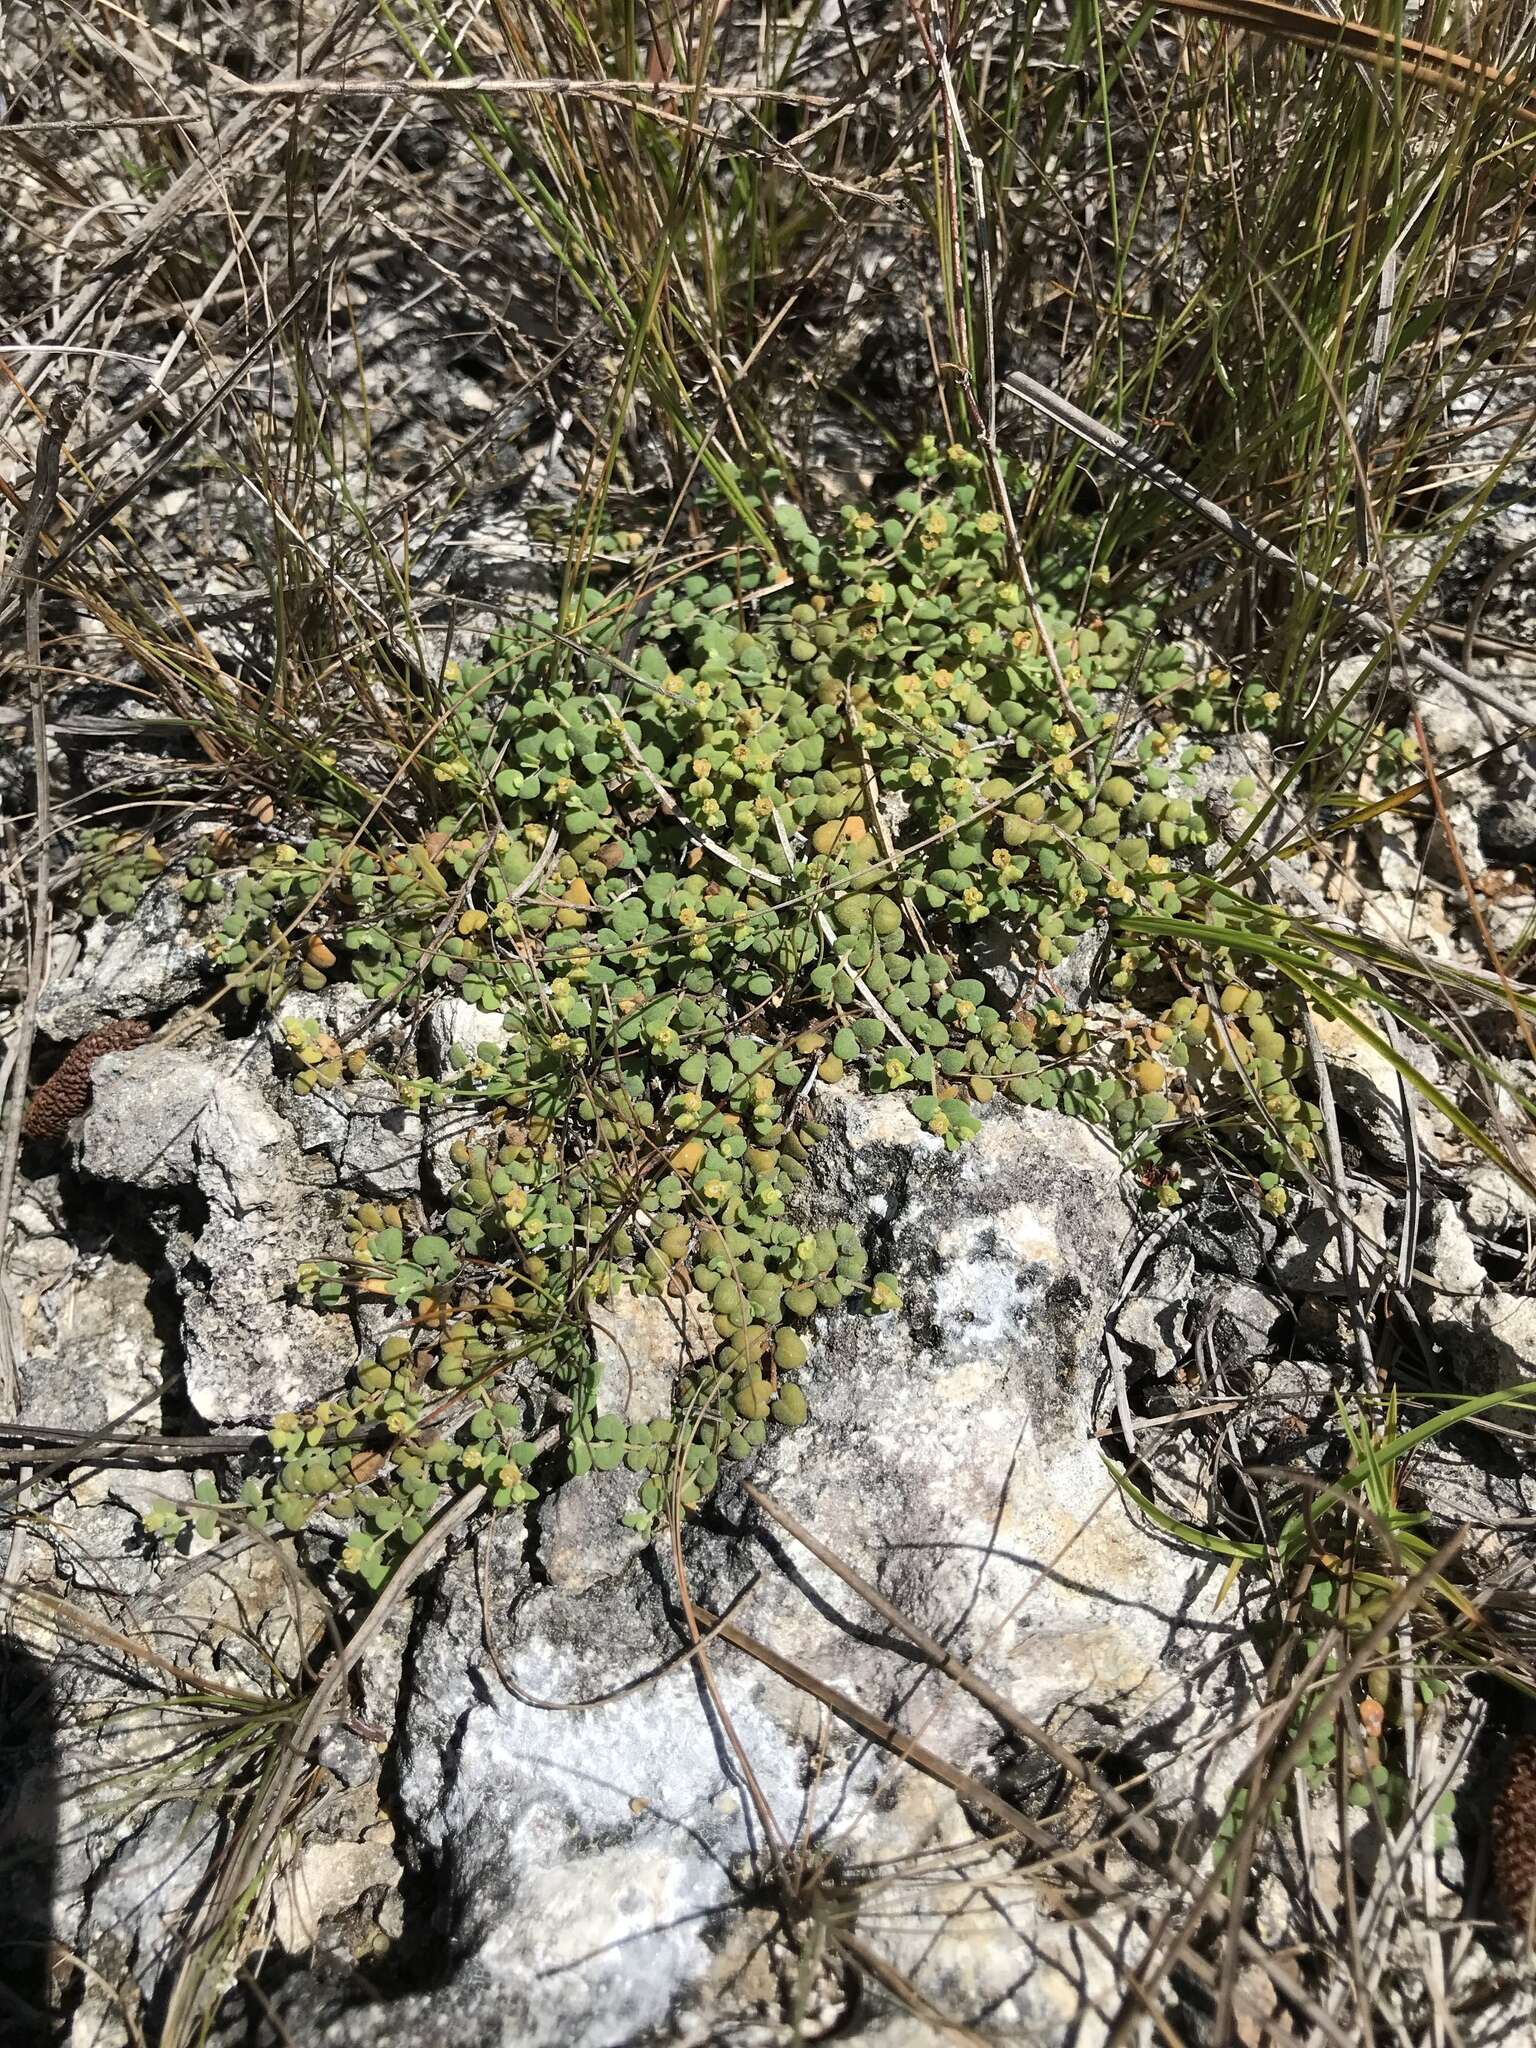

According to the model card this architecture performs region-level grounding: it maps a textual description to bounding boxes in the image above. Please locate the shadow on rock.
[0,1638,59,2042]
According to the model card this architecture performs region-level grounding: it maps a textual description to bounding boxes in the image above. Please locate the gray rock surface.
[1112,1233,1197,1374]
[970,915,1106,1010]
[82,1798,222,1995]
[269,991,423,1196]
[1310,1011,1438,1169]
[37,883,213,1039]
[1271,1189,1392,1296]
[334,1076,423,1199]
[1433,1283,1536,1393]
[590,1285,709,1424]
[1208,1278,1286,1369]
[4,1146,342,2048]
[1179,1187,1277,1279]
[1109,1241,1284,1387]
[532,1464,650,1596]
[1478,739,1536,864]
[418,995,511,1079]
[270,984,403,1057]
[1464,1160,1536,1239]
[78,1042,357,1423]
[10,1183,161,1450]
[282,1072,422,1200]
[1407,1194,1536,1408]
[262,1096,1226,2047]
[1417,1196,1487,1301]
[535,1288,719,1594]
[1240,1357,1339,1466]
[416,999,516,1200]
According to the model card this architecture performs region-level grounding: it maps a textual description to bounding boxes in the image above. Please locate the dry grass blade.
[224,74,835,109]
[0,1582,275,1710]
[1156,0,1536,128]
[693,1598,1356,2044]
[831,1929,994,2046]
[739,1475,1397,2043]
[1103,1531,1471,2043]
[0,1421,261,1461]
[691,1599,1076,1850]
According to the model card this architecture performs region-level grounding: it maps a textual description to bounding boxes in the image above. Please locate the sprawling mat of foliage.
[133,446,1327,1582]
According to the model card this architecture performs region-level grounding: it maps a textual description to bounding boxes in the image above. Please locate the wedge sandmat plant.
[114,444,1518,1588]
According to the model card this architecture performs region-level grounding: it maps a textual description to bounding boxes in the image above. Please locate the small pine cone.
[1493,1733,1536,1928]
[20,1019,154,1141]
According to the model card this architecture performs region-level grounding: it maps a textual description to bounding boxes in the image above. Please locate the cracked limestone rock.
[537,1289,718,1593]
[416,997,514,1201]
[281,1072,422,1201]
[1415,1197,1536,1402]
[1464,1161,1536,1240]
[268,991,422,1199]
[333,1076,423,1199]
[36,882,212,1039]
[1479,741,1536,866]
[1272,1189,1392,1296]
[417,994,511,1079]
[78,1042,356,1423]
[1112,1233,1198,1375]
[1403,1195,1536,1438]
[12,1180,164,1516]
[1310,1011,1445,1170]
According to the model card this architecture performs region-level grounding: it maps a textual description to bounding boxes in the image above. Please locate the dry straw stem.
[0,1418,261,1466]
[690,1594,1353,2046]
[223,74,834,110]
[1158,0,1536,127]
[0,0,357,432]
[0,1581,273,1711]
[0,382,85,1416]
[744,1481,1164,1854]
